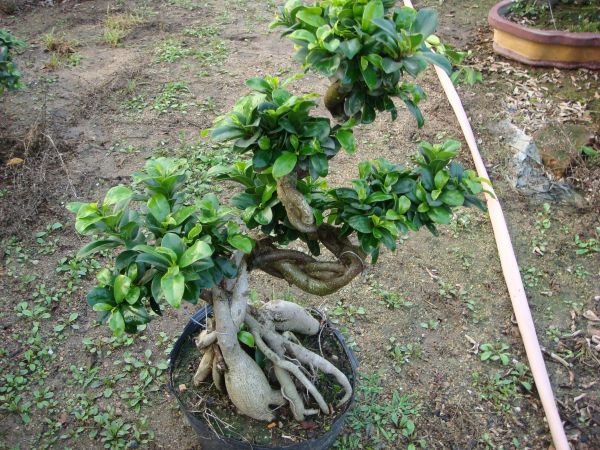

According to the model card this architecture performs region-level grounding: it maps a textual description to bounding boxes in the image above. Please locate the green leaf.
[401,98,424,128]
[397,195,411,214]
[309,153,329,178]
[381,57,403,74]
[434,170,449,189]
[245,77,272,93]
[297,9,326,28]
[348,216,373,233]
[440,190,464,206]
[272,152,298,178]
[413,8,438,38]
[366,192,392,203]
[147,193,170,222]
[336,129,355,153]
[362,0,384,33]
[211,125,246,141]
[288,29,316,44]
[93,303,114,312]
[254,206,273,225]
[338,38,362,59]
[237,330,255,348]
[419,51,452,75]
[77,239,120,258]
[360,59,378,90]
[103,186,133,206]
[114,275,131,304]
[109,310,125,336]
[125,287,141,305]
[227,234,254,253]
[172,206,196,226]
[161,233,186,259]
[180,240,213,268]
[161,272,185,308]
[427,206,451,224]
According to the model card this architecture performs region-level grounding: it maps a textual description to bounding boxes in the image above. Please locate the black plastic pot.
[168,305,358,450]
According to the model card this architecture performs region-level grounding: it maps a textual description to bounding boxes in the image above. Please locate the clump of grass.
[103,11,144,47]
[154,39,192,63]
[183,25,220,38]
[152,82,191,114]
[43,29,78,55]
[42,29,81,70]
[195,40,228,67]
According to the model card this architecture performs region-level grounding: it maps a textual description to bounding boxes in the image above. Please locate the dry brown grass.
[103,12,145,47]
[0,110,73,239]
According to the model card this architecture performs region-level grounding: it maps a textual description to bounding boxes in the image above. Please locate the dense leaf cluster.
[271,0,477,125]
[69,158,253,335]
[209,75,356,180]
[0,29,26,94]
[314,140,488,261]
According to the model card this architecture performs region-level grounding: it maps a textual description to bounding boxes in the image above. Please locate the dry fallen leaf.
[266,421,277,429]
[6,157,24,166]
[583,310,600,322]
[178,383,187,392]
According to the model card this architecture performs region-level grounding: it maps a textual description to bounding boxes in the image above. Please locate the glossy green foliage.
[70,158,253,335]
[271,0,473,125]
[312,140,488,261]
[214,160,327,251]
[209,75,356,179]
[0,29,26,94]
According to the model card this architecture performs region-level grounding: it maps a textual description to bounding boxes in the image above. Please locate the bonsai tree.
[71,2,488,425]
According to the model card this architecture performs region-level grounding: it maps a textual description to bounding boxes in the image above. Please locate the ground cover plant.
[0,29,25,94]
[70,0,488,433]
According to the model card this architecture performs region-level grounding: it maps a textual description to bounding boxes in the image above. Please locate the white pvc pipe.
[402,1,570,448]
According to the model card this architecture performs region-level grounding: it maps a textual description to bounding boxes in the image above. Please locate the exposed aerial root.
[193,345,214,386]
[192,260,353,423]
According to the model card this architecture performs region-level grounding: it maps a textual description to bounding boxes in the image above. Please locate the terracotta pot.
[488,0,600,69]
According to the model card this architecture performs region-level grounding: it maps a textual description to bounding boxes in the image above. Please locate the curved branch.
[250,224,365,296]
[276,175,317,234]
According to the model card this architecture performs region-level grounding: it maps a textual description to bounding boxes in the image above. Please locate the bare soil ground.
[1,0,598,449]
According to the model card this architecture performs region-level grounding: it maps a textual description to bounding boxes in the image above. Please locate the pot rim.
[488,0,600,46]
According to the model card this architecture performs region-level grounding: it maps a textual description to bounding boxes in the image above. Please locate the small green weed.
[532,202,551,254]
[335,373,423,449]
[472,361,533,412]
[371,283,413,310]
[35,222,62,255]
[183,25,220,38]
[521,266,543,289]
[479,342,510,365]
[166,0,200,10]
[154,39,192,63]
[195,39,228,67]
[386,337,421,372]
[153,82,191,113]
[121,94,148,112]
[330,301,365,324]
[574,227,599,255]
[419,319,439,330]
